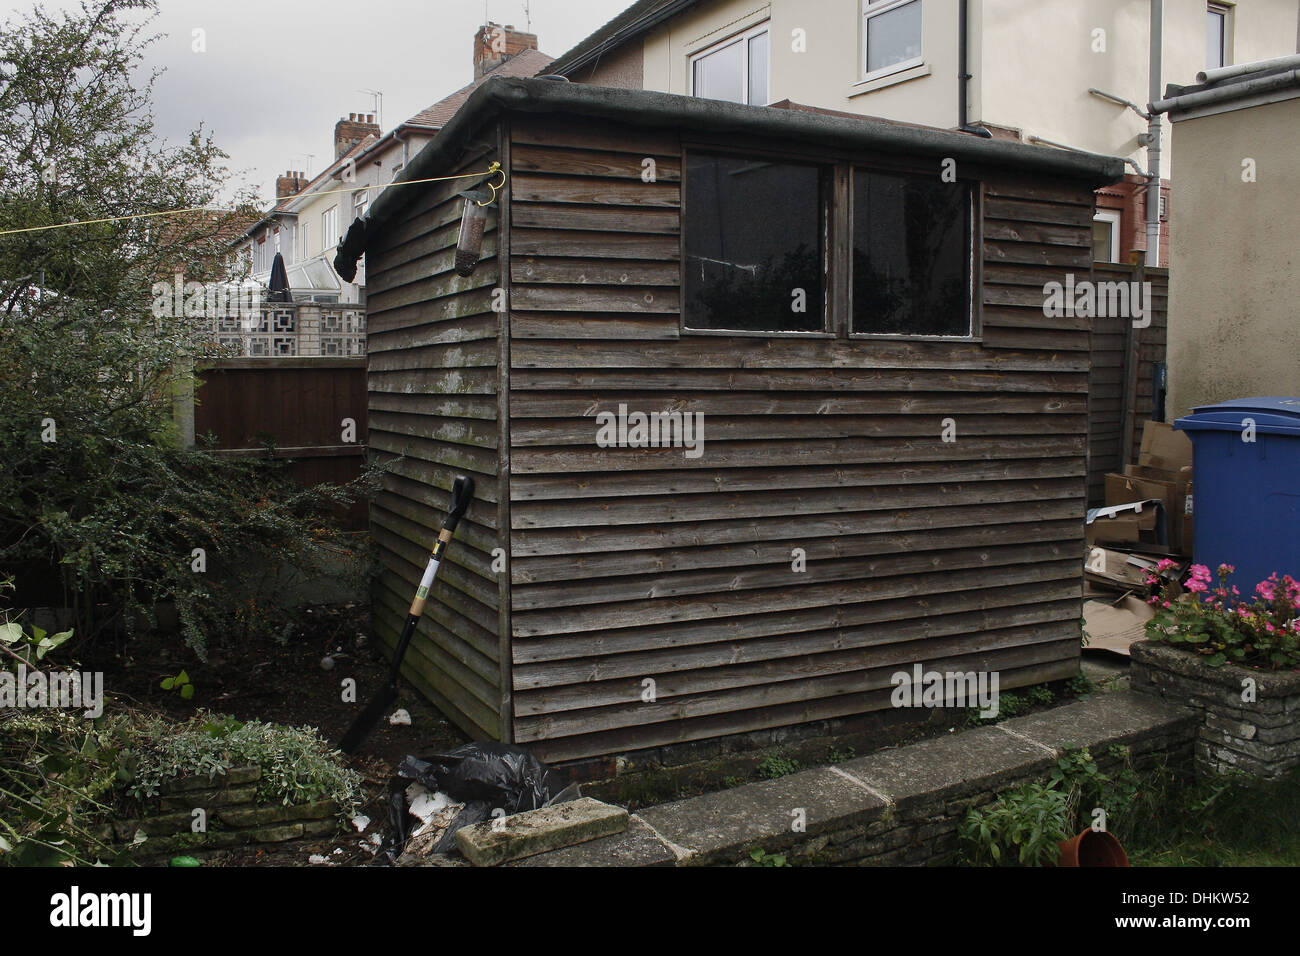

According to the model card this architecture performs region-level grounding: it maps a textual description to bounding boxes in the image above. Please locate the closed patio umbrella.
[267,252,291,303]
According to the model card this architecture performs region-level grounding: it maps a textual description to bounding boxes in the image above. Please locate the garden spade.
[338,475,475,754]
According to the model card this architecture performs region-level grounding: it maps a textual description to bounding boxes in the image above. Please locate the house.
[544,0,1300,267]
[1152,55,1300,418]
[234,23,553,305]
[334,76,1125,763]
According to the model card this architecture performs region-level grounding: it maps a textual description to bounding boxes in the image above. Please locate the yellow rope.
[0,163,504,238]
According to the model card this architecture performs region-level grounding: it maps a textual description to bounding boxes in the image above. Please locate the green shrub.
[756,754,800,779]
[960,783,1071,866]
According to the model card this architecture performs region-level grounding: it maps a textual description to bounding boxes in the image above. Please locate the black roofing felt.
[334,77,1126,278]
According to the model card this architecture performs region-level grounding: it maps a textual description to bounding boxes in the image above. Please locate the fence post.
[172,356,195,447]
[297,303,321,357]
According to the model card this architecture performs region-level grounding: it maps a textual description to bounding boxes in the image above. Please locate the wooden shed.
[334,77,1126,764]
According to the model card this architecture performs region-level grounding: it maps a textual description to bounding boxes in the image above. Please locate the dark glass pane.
[684,154,825,332]
[1093,218,1115,262]
[852,171,971,335]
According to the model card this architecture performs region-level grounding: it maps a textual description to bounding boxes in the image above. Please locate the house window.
[1093,210,1122,263]
[299,222,310,260]
[862,0,923,80]
[683,153,827,332]
[353,190,369,222]
[690,23,769,106]
[322,206,339,251]
[1207,3,1230,70]
[851,170,972,336]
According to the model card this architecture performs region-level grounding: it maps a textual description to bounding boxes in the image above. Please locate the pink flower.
[1185,578,1208,593]
[1218,564,1236,575]
[1190,565,1213,582]
[1257,582,1277,601]
[1156,558,1178,571]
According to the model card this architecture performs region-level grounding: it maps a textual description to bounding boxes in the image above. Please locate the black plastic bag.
[386,742,565,858]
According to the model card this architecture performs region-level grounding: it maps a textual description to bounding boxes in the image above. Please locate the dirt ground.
[84,603,468,866]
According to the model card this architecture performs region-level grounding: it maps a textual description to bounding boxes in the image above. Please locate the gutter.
[957,0,991,137]
[335,77,1126,279]
[1152,68,1300,116]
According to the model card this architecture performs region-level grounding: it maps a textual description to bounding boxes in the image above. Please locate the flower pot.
[1057,829,1130,867]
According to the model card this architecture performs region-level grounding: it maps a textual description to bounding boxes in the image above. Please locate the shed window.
[852,170,972,336]
[684,153,827,332]
[862,0,923,79]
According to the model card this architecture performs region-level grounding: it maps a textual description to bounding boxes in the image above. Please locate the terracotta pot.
[1057,828,1130,867]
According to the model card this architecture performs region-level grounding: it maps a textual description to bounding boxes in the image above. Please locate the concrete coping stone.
[1132,641,1300,697]
[521,690,1197,866]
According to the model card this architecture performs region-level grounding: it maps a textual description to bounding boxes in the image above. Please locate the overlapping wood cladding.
[502,114,1098,762]
[365,139,506,739]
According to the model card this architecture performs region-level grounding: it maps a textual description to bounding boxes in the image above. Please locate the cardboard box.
[1139,420,1193,474]
[1084,545,1163,591]
[1086,503,1159,547]
[1105,473,1176,546]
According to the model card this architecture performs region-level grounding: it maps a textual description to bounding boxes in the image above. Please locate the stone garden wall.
[515,691,1198,867]
[1131,640,1300,779]
[96,766,342,861]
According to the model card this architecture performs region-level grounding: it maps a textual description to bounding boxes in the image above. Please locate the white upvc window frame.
[688,21,770,106]
[1093,210,1122,263]
[322,205,339,253]
[861,0,924,83]
[1207,2,1231,71]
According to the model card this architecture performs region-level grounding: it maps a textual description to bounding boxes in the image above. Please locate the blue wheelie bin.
[1173,397,1300,591]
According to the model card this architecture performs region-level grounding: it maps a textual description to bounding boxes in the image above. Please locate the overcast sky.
[1,0,630,204]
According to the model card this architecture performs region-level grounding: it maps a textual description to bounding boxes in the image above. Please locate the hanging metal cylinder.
[454,188,492,277]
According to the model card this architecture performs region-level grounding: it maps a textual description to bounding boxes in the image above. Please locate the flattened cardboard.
[1084,594,1155,656]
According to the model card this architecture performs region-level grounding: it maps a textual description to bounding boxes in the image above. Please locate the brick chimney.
[474,21,538,79]
[276,170,308,199]
[333,112,380,160]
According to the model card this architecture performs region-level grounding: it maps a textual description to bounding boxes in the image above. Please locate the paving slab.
[837,726,1054,808]
[999,689,1196,753]
[456,797,629,866]
[637,767,885,864]
[513,816,677,867]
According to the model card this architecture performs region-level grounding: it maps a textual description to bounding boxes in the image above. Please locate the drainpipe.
[1145,0,1163,267]
[959,0,992,136]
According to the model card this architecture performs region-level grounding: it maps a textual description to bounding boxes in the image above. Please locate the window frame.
[679,144,835,337]
[1206,3,1231,71]
[679,143,981,340]
[687,21,771,107]
[861,0,925,84]
[321,205,339,253]
[846,163,979,342]
[1093,209,1122,264]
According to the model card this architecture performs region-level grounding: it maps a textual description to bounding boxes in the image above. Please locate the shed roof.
[335,76,1126,278]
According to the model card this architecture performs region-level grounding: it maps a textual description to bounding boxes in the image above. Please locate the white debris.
[369,832,383,846]
[387,708,411,726]
[350,814,371,833]
[308,854,334,865]
[320,656,335,671]
[332,847,344,855]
